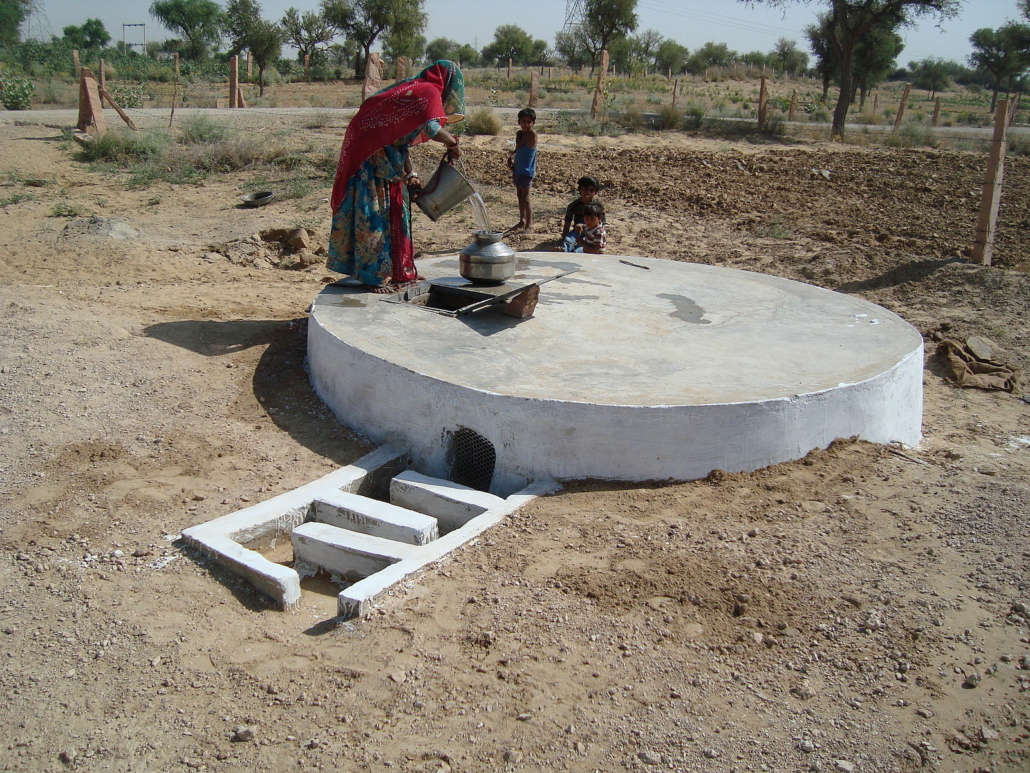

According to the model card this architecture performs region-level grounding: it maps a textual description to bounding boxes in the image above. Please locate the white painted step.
[390,471,506,532]
[291,522,420,582]
[312,490,438,545]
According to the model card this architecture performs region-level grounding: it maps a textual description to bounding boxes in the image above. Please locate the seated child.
[561,176,603,252]
[565,202,607,254]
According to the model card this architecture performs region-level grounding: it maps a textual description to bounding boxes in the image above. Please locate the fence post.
[591,49,609,120]
[972,99,1011,266]
[507,58,512,79]
[396,56,408,80]
[173,52,180,75]
[931,97,941,126]
[757,76,768,131]
[98,58,106,92]
[873,92,878,112]
[892,83,911,131]
[361,53,383,101]
[229,55,238,108]
[1009,94,1019,126]
[72,50,80,78]
[672,79,679,108]
[304,54,310,82]
[246,51,253,79]
[529,72,539,107]
[789,89,798,122]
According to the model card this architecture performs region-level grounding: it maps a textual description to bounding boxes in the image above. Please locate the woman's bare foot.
[365,279,398,294]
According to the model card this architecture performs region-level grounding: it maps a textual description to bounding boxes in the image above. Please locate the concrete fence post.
[789,89,798,122]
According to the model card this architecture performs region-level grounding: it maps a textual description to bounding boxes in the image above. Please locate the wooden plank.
[100,88,138,130]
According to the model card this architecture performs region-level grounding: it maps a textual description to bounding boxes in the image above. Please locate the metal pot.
[413,156,474,221]
[459,232,515,285]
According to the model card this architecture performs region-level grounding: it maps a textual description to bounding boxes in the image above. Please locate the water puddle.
[658,293,711,324]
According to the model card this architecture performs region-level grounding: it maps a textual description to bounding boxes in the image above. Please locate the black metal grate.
[449,427,496,492]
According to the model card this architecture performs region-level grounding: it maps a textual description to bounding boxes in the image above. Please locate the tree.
[628,29,663,74]
[425,36,456,63]
[0,0,34,46]
[61,19,111,52]
[744,0,960,138]
[321,0,426,78]
[852,22,903,107]
[908,56,951,98]
[223,0,261,55]
[687,41,736,75]
[580,0,637,69]
[481,24,536,66]
[248,18,284,95]
[554,26,593,70]
[453,44,480,67]
[655,39,689,77]
[969,23,1030,110]
[773,37,808,75]
[281,7,334,62]
[383,28,425,63]
[149,0,223,60]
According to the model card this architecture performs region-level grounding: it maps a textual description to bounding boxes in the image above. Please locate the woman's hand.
[435,129,461,159]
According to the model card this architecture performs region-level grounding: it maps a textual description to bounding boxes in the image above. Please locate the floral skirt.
[327,145,416,286]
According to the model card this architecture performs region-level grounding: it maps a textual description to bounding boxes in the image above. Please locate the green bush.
[682,102,707,130]
[464,107,503,136]
[620,105,645,130]
[0,72,34,110]
[656,105,682,130]
[107,84,149,109]
[177,115,234,145]
[79,129,169,162]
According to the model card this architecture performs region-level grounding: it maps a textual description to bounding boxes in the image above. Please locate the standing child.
[568,203,607,254]
[561,176,602,251]
[508,107,537,231]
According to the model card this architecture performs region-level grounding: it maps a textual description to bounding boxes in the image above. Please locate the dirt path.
[0,118,1027,773]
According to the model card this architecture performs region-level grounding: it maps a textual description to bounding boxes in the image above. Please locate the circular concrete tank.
[308,254,923,495]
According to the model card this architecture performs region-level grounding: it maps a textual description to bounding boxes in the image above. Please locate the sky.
[24,0,1027,65]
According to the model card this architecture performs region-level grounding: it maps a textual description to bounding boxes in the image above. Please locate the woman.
[327,60,465,293]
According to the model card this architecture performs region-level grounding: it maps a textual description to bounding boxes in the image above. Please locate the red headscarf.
[330,64,452,212]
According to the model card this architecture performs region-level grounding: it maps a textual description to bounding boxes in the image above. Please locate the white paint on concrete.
[291,522,420,582]
[183,447,558,616]
[390,470,505,532]
[312,490,439,545]
[182,446,407,609]
[308,255,924,494]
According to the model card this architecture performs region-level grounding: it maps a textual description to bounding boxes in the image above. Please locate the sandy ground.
[0,109,1028,773]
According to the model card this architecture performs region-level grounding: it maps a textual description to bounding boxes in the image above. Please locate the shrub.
[620,105,645,130]
[464,107,503,136]
[107,85,149,109]
[178,115,234,145]
[0,72,34,110]
[79,129,169,163]
[682,102,707,130]
[656,105,682,130]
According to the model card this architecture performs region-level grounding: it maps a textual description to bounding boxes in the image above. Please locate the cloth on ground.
[936,338,1021,392]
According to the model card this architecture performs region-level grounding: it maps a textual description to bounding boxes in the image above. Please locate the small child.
[567,202,607,254]
[561,176,602,251]
[508,107,537,231]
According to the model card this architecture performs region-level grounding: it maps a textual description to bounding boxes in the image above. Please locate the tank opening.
[449,427,496,492]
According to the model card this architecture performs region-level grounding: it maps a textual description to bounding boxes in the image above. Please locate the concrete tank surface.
[308,254,923,495]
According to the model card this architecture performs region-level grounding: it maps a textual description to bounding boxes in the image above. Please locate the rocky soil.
[0,112,1028,773]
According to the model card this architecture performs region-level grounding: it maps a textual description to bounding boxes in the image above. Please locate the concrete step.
[390,471,506,532]
[312,490,438,545]
[291,522,420,583]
